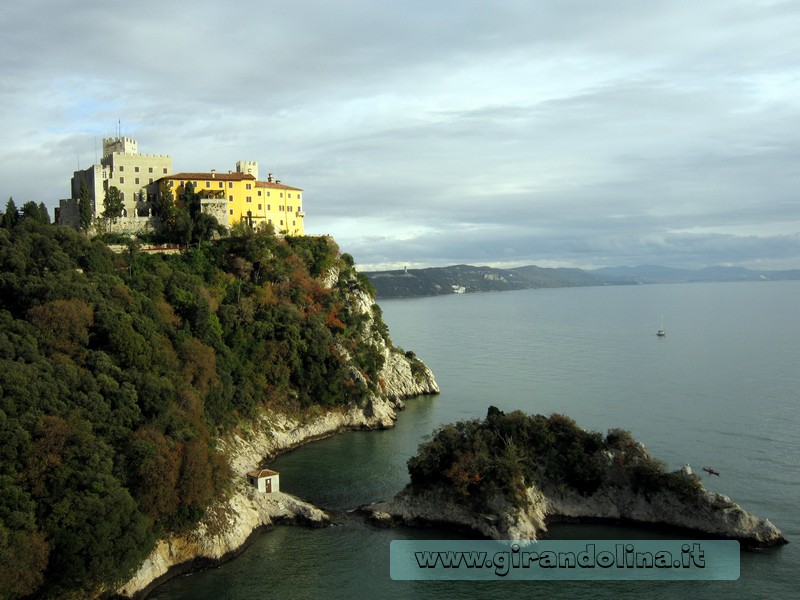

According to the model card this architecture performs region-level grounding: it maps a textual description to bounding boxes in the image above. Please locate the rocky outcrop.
[380,345,439,401]
[362,443,786,549]
[365,472,786,550]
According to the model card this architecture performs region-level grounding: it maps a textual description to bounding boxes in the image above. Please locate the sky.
[2,0,800,271]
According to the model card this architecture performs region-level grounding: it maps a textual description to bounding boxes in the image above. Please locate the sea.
[151,281,799,599]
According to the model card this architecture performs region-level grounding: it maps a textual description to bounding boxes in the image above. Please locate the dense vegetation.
[0,205,388,598]
[408,407,702,512]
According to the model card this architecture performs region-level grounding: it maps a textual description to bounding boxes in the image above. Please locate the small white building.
[247,468,280,493]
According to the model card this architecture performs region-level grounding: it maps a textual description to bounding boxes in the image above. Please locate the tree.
[2,198,18,229]
[152,180,174,219]
[27,299,94,358]
[37,202,51,225]
[192,212,224,245]
[78,181,93,231]
[182,181,200,219]
[0,526,49,599]
[20,201,49,225]
[102,186,124,227]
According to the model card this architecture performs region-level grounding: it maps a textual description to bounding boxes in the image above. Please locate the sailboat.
[656,315,666,337]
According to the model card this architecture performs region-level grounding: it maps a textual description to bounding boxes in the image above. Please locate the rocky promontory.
[364,407,786,550]
[117,280,439,598]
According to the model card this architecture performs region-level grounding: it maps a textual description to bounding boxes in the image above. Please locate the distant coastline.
[364,263,800,299]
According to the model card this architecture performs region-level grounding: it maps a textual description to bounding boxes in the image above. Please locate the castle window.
[228,182,233,188]
[257,191,262,196]
[267,191,270,196]
[219,182,223,188]
[230,209,233,215]
[229,195,234,201]
[288,193,291,198]
[163,168,168,174]
[149,167,153,173]
[205,181,211,188]
[287,206,292,212]
[267,204,271,210]
[135,166,140,172]
[119,166,124,172]
[258,204,262,210]
[135,178,140,184]
[246,197,252,203]
[120,177,125,184]
[246,183,252,190]
[279,206,284,211]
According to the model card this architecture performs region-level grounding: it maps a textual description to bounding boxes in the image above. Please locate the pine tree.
[78,181,93,231]
[102,186,123,227]
[2,197,19,228]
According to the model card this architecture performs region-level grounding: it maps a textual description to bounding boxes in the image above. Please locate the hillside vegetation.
[408,407,702,511]
[0,212,389,598]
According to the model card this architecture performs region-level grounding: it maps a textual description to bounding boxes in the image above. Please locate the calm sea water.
[152,281,799,599]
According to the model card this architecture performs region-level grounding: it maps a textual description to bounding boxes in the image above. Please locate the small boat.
[656,315,665,337]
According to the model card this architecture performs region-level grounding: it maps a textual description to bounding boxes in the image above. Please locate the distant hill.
[364,264,616,298]
[364,263,800,298]
[592,265,800,284]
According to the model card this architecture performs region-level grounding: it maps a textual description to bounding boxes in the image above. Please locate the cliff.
[364,409,785,550]
[117,277,439,598]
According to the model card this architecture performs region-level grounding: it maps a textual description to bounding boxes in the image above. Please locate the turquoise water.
[151,281,799,599]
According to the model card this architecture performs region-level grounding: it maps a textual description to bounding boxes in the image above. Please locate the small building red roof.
[247,468,279,479]
[165,172,256,182]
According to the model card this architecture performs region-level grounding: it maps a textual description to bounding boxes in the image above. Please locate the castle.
[57,136,304,236]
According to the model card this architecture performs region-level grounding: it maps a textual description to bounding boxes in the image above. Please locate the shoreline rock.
[117,491,329,599]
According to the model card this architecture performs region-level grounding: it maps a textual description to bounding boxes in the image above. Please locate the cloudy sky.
[2,1,799,270]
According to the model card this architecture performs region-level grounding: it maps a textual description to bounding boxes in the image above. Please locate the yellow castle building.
[162,160,304,235]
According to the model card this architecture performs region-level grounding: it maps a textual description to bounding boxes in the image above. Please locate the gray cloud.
[2,0,799,270]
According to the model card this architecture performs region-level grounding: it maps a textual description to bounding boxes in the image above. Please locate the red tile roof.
[161,172,302,190]
[247,468,279,479]
[256,181,303,191]
[165,172,256,181]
